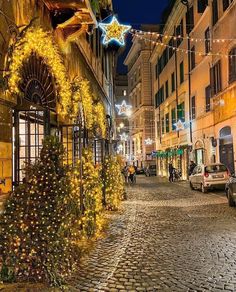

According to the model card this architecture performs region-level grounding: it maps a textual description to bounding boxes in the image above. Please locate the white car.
[189,163,229,193]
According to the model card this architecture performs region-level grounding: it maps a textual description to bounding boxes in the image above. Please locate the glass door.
[13,110,45,185]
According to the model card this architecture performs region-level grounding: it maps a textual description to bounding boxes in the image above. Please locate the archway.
[219,126,235,174]
[13,53,58,185]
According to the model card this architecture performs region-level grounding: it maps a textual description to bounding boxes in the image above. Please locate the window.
[223,0,233,11]
[155,85,165,107]
[210,60,222,95]
[165,113,170,133]
[165,80,169,99]
[191,46,196,70]
[191,96,196,120]
[176,19,184,47]
[171,108,176,130]
[171,72,175,92]
[212,0,218,25]
[229,47,236,84]
[177,102,185,122]
[198,0,208,13]
[205,27,211,54]
[161,117,165,135]
[168,38,174,59]
[186,6,194,34]
[180,61,184,84]
[205,85,211,112]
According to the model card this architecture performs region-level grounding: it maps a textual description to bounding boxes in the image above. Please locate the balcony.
[42,0,97,41]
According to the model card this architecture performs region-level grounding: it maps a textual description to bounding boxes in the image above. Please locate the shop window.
[229,47,236,84]
[212,0,218,25]
[210,60,222,95]
[191,96,196,120]
[205,27,211,54]
[205,85,211,112]
[198,0,208,13]
[171,72,175,92]
[180,61,184,84]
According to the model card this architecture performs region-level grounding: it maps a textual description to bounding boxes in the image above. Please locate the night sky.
[112,0,171,74]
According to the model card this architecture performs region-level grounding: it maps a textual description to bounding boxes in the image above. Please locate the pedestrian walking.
[168,162,174,183]
[123,165,129,183]
[128,165,136,184]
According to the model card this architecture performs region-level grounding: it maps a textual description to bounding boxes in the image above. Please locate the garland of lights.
[131,29,236,43]
[7,27,72,117]
[93,102,107,138]
[131,32,236,57]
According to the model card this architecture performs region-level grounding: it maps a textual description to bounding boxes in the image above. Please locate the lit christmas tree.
[0,136,73,285]
[103,156,125,210]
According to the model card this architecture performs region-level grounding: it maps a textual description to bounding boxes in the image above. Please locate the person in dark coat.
[189,160,197,176]
[168,162,174,182]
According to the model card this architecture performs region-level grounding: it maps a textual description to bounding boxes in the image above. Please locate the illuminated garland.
[103,156,125,211]
[71,77,94,129]
[93,102,107,138]
[132,32,236,57]
[7,27,71,116]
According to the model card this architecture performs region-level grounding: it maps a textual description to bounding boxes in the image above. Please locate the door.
[13,110,46,185]
[219,126,235,175]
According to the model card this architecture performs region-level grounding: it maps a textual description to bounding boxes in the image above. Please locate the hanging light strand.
[130,31,236,58]
[131,28,236,43]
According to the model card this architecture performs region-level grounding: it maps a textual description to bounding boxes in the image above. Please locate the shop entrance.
[219,126,235,174]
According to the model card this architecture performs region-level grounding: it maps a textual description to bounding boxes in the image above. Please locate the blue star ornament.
[99,16,131,46]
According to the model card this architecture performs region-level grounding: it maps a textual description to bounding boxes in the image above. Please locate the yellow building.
[0,0,115,199]
[151,0,236,179]
[124,28,156,167]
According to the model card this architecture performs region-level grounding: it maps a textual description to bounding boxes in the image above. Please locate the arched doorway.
[219,126,235,174]
[13,53,57,185]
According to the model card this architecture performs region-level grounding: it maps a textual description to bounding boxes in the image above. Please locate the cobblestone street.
[71,176,236,292]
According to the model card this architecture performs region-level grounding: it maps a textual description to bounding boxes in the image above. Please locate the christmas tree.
[0,136,73,285]
[103,156,125,210]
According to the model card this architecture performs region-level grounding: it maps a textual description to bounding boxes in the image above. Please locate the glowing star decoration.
[175,120,185,131]
[120,133,128,141]
[99,16,131,46]
[145,138,153,145]
[117,145,123,153]
[115,100,132,116]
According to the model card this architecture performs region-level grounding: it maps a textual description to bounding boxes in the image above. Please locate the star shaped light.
[99,16,131,46]
[145,138,153,145]
[115,100,132,116]
[120,133,128,141]
[174,120,185,131]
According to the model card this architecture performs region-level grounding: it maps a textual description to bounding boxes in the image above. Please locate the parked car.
[189,163,229,193]
[145,165,157,177]
[225,175,236,207]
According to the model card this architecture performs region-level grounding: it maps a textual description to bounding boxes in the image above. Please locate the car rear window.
[205,165,227,173]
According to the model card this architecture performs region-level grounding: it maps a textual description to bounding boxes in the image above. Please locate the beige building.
[124,29,156,167]
[151,0,236,179]
[114,74,129,159]
[0,0,116,199]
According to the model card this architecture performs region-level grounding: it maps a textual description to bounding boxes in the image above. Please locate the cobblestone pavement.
[69,176,236,292]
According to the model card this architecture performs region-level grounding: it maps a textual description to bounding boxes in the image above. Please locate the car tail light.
[204,172,209,178]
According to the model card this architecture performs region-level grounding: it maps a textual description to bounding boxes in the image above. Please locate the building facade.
[0,0,116,198]
[151,0,236,179]
[124,31,156,167]
[114,74,129,159]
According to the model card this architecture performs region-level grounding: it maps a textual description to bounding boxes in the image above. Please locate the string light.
[145,138,154,145]
[131,28,236,43]
[131,32,236,58]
